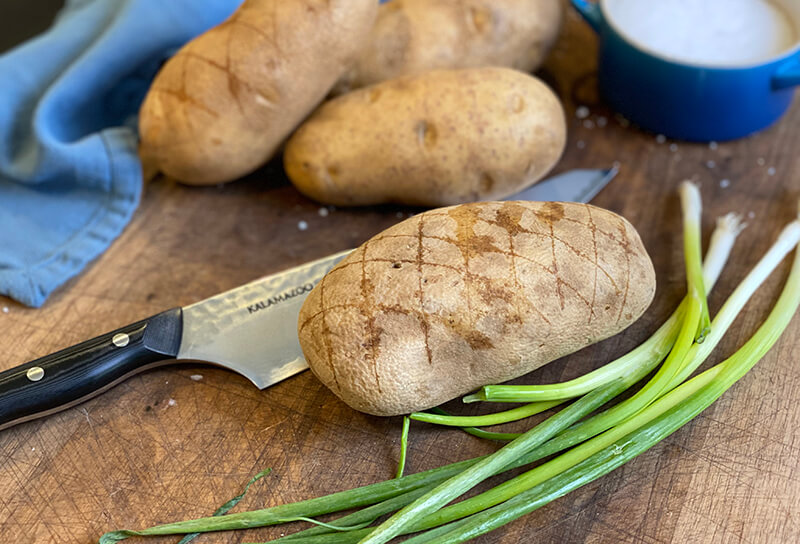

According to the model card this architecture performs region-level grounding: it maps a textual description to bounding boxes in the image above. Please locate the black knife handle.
[0,308,183,431]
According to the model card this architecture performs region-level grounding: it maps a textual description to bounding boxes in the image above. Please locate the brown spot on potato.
[469,7,493,35]
[327,165,340,179]
[385,0,402,12]
[416,120,438,149]
[479,172,495,193]
[361,323,383,352]
[211,137,223,146]
[524,160,538,178]
[465,330,494,350]
[369,88,382,103]
[436,313,494,351]
[475,279,513,304]
[510,94,525,113]
[467,234,501,257]
[492,202,529,237]
[539,202,565,224]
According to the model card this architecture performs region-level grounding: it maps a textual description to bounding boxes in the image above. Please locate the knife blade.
[0,167,617,431]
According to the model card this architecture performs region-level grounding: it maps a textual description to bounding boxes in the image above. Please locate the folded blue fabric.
[0,0,242,307]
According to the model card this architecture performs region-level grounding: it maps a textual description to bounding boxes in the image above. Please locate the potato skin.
[138,0,377,185]
[336,0,563,93]
[298,201,656,416]
[284,67,566,207]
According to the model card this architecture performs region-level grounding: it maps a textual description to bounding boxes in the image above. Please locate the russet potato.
[138,0,377,185]
[336,0,564,93]
[285,67,566,207]
[298,201,656,416]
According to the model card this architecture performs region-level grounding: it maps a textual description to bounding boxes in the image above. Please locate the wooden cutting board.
[2,8,800,544]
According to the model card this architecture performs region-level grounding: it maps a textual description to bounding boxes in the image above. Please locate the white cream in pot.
[605,0,797,66]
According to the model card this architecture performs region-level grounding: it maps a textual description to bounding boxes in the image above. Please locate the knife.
[0,167,617,431]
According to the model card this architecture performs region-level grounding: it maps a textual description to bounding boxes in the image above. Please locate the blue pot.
[571,0,800,141]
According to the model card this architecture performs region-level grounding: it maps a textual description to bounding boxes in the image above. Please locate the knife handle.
[0,308,183,431]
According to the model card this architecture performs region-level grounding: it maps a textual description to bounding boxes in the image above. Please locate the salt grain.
[669,143,678,152]
[583,119,595,129]
[719,179,730,188]
[757,157,766,166]
[190,374,203,381]
[297,220,309,231]
[318,208,329,217]
[597,116,608,128]
[706,160,716,169]
[577,140,586,150]
[1,307,7,313]
[656,134,666,144]
[167,399,177,407]
[768,167,776,176]
[576,106,590,119]
[709,141,718,150]
[748,211,756,219]
[396,212,404,218]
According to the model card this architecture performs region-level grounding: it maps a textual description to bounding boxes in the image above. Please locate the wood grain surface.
[3,7,800,544]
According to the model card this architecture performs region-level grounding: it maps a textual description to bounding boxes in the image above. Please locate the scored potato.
[138,0,377,185]
[285,67,567,207]
[298,201,656,416]
[336,0,564,93]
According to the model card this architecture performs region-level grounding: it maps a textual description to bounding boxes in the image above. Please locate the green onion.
[424,407,521,441]
[272,487,433,543]
[409,399,561,427]
[98,432,590,543]
[396,416,411,479]
[354,382,624,544]
[664,218,800,390]
[679,182,711,341]
[98,458,483,542]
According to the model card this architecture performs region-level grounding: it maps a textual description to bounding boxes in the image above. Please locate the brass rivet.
[112,333,130,347]
[26,367,45,382]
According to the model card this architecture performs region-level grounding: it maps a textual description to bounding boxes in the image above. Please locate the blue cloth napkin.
[0,0,242,307]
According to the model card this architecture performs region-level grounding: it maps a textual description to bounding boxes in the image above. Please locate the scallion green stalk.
[664,218,800,390]
[354,382,624,544]
[98,457,483,542]
[424,407,521,441]
[679,182,711,341]
[409,399,561,427]
[395,416,411,479]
